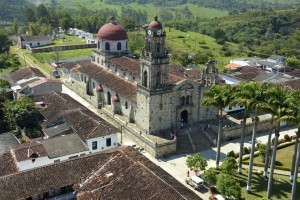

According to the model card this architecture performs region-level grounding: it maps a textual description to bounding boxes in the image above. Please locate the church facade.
[61,16,218,156]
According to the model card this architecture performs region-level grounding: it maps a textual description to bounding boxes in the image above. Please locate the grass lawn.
[33,1,227,20]
[244,143,300,171]
[44,35,87,47]
[32,48,93,63]
[236,173,300,200]
[10,47,51,76]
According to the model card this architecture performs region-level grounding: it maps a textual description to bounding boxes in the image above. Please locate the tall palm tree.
[201,84,232,169]
[263,115,275,179]
[282,90,300,183]
[281,90,300,200]
[263,84,291,199]
[231,82,253,174]
[245,82,269,193]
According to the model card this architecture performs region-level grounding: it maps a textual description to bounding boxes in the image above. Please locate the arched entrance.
[181,110,188,124]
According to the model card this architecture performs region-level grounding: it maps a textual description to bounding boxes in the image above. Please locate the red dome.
[148,16,163,29]
[112,96,120,103]
[97,21,128,41]
[96,85,103,93]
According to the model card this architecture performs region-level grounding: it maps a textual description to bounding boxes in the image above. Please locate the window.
[106,138,111,147]
[92,141,97,150]
[181,96,185,105]
[81,74,83,81]
[125,101,128,109]
[117,42,122,51]
[157,42,160,53]
[126,41,128,49]
[37,42,40,45]
[93,82,95,89]
[143,71,148,87]
[186,95,190,105]
[84,76,87,83]
[107,92,111,105]
[30,43,32,46]
[229,106,232,110]
[105,42,110,51]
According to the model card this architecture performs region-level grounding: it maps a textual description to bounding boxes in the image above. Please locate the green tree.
[186,153,208,174]
[244,82,269,193]
[258,143,268,163]
[261,84,291,199]
[0,29,11,54]
[202,84,233,169]
[220,157,238,175]
[3,97,39,128]
[203,168,217,185]
[286,57,300,69]
[217,173,241,198]
[27,22,41,36]
[12,18,19,35]
[213,28,226,44]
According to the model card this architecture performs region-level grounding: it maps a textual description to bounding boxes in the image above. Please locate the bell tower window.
[143,71,148,87]
[117,42,122,51]
[156,42,160,53]
[105,42,110,51]
[156,72,163,87]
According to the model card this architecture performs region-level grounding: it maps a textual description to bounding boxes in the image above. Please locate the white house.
[18,36,52,49]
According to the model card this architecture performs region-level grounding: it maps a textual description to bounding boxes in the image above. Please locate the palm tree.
[282,90,300,183]
[201,84,232,169]
[263,84,291,199]
[281,90,300,200]
[245,82,269,193]
[231,82,253,174]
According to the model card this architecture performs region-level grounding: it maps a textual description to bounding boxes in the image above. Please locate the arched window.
[186,95,190,105]
[117,42,122,51]
[107,92,111,105]
[125,101,128,109]
[143,71,148,87]
[105,42,110,51]
[156,42,160,53]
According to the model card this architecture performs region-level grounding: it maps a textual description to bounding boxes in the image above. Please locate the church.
[61,16,218,156]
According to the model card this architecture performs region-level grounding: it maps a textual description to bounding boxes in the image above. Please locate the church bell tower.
[139,16,169,90]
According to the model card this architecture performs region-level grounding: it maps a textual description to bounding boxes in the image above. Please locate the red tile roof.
[280,79,300,90]
[0,151,18,177]
[107,56,140,76]
[62,60,137,102]
[13,143,48,162]
[0,147,201,200]
[27,78,61,88]
[40,92,118,140]
[10,67,46,83]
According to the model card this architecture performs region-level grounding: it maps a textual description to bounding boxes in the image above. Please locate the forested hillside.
[196,8,300,58]
[0,0,33,21]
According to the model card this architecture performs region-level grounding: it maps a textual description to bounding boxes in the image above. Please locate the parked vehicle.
[52,70,60,78]
[209,194,225,200]
[185,176,204,189]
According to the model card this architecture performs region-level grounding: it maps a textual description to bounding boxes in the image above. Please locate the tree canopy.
[186,153,208,173]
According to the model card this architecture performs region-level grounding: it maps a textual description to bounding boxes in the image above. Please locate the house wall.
[17,150,90,171]
[87,134,118,153]
[22,40,52,49]
[31,82,62,96]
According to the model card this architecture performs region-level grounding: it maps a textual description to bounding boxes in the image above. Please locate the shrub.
[284,134,291,141]
[203,168,217,185]
[227,150,236,158]
[243,146,250,154]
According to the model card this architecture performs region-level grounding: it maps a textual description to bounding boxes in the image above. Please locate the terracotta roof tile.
[285,69,300,78]
[280,79,300,90]
[27,78,61,88]
[10,67,46,83]
[13,143,48,162]
[0,147,201,200]
[0,151,18,177]
[107,56,140,76]
[62,61,137,102]
[169,64,201,84]
[40,92,118,140]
